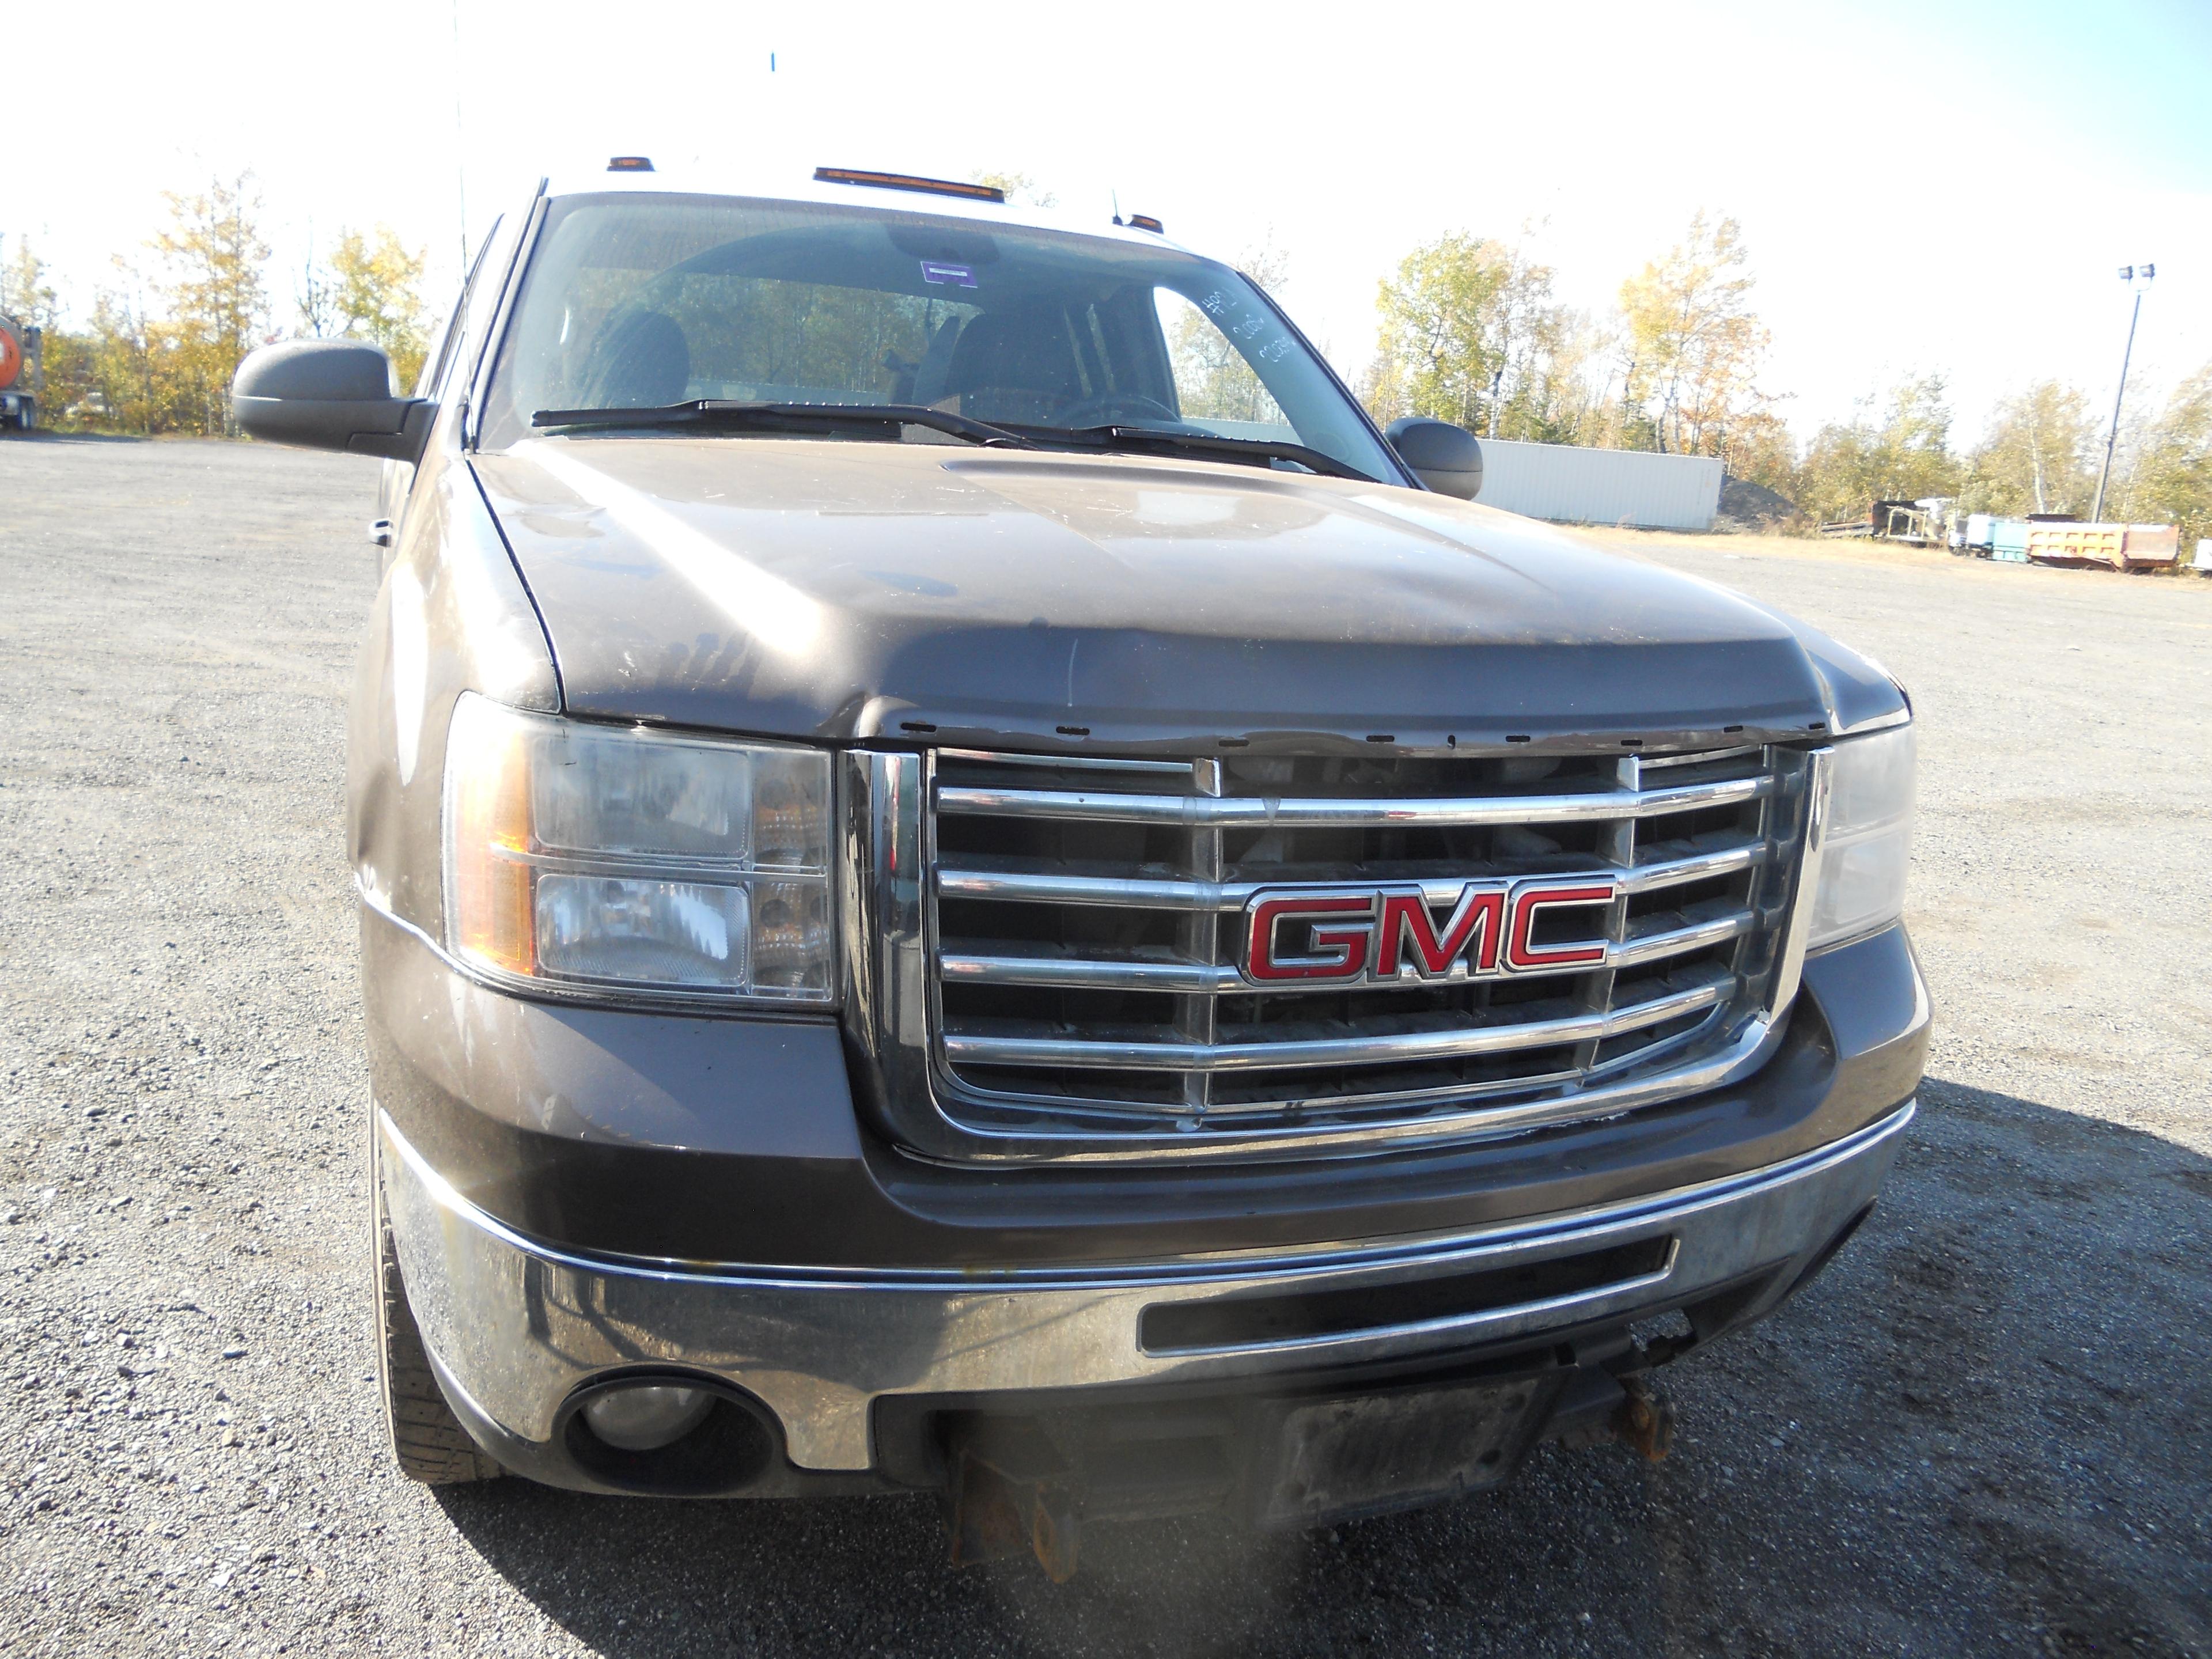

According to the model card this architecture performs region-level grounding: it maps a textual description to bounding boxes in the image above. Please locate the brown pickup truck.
[231,162,1925,1575]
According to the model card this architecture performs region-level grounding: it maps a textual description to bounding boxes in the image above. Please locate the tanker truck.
[1,313,40,430]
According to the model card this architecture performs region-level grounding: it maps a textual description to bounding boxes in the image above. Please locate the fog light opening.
[560,1375,779,1495]
[580,1383,716,1452]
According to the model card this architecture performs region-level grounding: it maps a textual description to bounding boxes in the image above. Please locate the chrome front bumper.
[380,1100,1913,1474]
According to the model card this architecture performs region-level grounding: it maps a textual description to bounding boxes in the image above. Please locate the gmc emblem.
[1239,878,1619,986]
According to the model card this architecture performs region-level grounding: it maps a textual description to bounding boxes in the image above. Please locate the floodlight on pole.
[2091,263,2154,524]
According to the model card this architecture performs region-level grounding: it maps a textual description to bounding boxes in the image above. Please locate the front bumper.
[381,1097,1912,1479]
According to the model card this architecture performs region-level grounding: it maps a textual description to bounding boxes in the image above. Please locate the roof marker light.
[607,156,654,172]
[813,167,1005,203]
[1127,214,1165,234]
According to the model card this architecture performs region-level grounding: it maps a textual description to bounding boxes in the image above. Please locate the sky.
[9,0,2207,443]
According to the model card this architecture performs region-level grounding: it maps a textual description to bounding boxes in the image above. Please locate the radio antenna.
[452,0,468,267]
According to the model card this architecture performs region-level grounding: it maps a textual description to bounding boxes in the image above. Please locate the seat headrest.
[584,311,691,408]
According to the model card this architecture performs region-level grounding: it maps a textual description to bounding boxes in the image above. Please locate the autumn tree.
[1365,232,1568,438]
[1963,381,2096,516]
[149,174,271,433]
[1718,407,1803,501]
[327,226,430,391]
[2109,364,2212,550]
[1,234,59,331]
[86,284,164,433]
[971,171,1057,208]
[1503,312,1619,446]
[1618,212,1773,467]
[1795,376,1961,524]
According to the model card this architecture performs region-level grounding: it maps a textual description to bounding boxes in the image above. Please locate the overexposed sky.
[10,0,2207,441]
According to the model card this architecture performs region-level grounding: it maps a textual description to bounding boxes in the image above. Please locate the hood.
[471,438,1881,752]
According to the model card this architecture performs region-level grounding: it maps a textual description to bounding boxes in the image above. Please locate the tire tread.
[374,1154,502,1486]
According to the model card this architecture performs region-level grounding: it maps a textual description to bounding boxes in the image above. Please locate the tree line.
[0,175,427,438]
[1353,213,2210,547]
[4,178,2205,548]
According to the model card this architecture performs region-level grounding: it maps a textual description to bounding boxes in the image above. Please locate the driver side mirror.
[230,340,435,464]
[1385,417,1483,500]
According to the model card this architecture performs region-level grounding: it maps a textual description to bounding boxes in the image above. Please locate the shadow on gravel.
[433,1080,2211,1659]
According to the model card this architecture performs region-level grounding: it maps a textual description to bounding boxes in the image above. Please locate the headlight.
[1808,724,1915,951]
[442,694,834,1003]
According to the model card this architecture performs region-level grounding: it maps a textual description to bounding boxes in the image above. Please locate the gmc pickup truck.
[232,163,1926,1575]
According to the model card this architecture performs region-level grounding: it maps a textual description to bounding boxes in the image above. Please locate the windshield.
[478,192,1400,480]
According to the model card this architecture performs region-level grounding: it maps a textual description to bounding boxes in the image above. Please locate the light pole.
[2091,263,2154,524]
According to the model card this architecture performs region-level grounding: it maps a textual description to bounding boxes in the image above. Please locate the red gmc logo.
[1240,878,1619,986]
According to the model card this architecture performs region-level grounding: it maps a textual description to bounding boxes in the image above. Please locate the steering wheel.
[1053,392,1187,429]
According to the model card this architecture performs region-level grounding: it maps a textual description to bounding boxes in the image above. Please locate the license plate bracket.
[1246,1370,1565,1529]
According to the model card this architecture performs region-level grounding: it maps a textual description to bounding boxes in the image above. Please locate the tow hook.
[1612,1373,1676,1462]
[944,1434,1082,1581]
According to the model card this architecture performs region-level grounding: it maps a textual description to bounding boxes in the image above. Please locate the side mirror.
[1385,417,1483,500]
[230,340,435,464]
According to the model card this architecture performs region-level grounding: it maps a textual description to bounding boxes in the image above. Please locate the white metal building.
[1476,439,1723,532]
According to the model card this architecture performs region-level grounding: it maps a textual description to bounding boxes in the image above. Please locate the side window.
[413,285,467,400]
[415,218,504,400]
[1154,287,1294,436]
[384,219,509,546]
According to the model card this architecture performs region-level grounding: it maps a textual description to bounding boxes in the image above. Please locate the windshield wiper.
[530,403,1370,480]
[531,400,1036,449]
[1023,424,1374,482]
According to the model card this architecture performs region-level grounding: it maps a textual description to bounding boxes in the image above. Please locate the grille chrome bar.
[1608,909,1755,969]
[937,865,1229,910]
[938,774,1771,830]
[1618,842,1766,894]
[942,978,1728,1074]
[942,951,1241,993]
[939,838,1768,912]
[942,907,1755,993]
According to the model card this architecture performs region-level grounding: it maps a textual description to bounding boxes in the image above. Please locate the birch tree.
[1617,212,1771,460]
[1366,233,1567,437]
[1967,381,2096,516]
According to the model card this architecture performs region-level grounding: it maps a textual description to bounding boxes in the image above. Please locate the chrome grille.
[917,743,1813,1145]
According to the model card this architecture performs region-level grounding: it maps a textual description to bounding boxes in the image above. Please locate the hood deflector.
[471,440,1893,752]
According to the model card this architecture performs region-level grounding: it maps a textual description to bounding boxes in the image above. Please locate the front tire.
[373,1136,503,1484]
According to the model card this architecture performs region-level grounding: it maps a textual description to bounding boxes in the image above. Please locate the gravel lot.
[2,437,2207,1658]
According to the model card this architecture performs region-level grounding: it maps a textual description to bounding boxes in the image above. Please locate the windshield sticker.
[920,260,978,288]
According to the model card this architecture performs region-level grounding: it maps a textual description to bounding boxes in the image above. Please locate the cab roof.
[536,162,1193,256]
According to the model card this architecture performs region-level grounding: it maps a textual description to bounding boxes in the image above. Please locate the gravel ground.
[2,437,2207,1658]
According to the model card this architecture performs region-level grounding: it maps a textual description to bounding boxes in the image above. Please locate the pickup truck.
[230,163,1926,1575]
